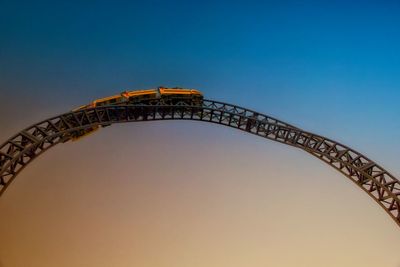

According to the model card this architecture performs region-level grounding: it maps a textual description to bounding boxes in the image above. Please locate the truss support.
[1,99,399,227]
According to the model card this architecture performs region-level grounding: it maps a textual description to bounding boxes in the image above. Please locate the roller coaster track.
[1,99,400,227]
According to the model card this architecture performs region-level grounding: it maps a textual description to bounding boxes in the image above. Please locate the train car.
[70,87,203,141]
[157,87,203,105]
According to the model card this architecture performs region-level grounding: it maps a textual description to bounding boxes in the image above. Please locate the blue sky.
[1,0,399,165]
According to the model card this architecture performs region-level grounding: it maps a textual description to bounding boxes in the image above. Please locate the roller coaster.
[1,87,399,228]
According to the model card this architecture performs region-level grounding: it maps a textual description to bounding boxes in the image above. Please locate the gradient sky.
[1,1,400,266]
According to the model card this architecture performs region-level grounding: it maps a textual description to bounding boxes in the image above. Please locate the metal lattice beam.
[1,99,399,227]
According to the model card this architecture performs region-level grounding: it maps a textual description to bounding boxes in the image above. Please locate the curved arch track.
[1,99,400,227]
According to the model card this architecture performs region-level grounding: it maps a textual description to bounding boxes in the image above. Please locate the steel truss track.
[1,99,399,227]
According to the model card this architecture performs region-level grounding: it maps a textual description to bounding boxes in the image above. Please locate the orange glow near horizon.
[1,121,400,266]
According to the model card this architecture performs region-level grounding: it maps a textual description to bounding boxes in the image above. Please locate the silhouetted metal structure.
[1,98,399,227]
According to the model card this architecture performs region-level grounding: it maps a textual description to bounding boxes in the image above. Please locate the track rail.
[1,99,399,227]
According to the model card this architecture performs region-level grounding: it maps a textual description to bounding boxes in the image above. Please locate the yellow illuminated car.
[71,87,203,141]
